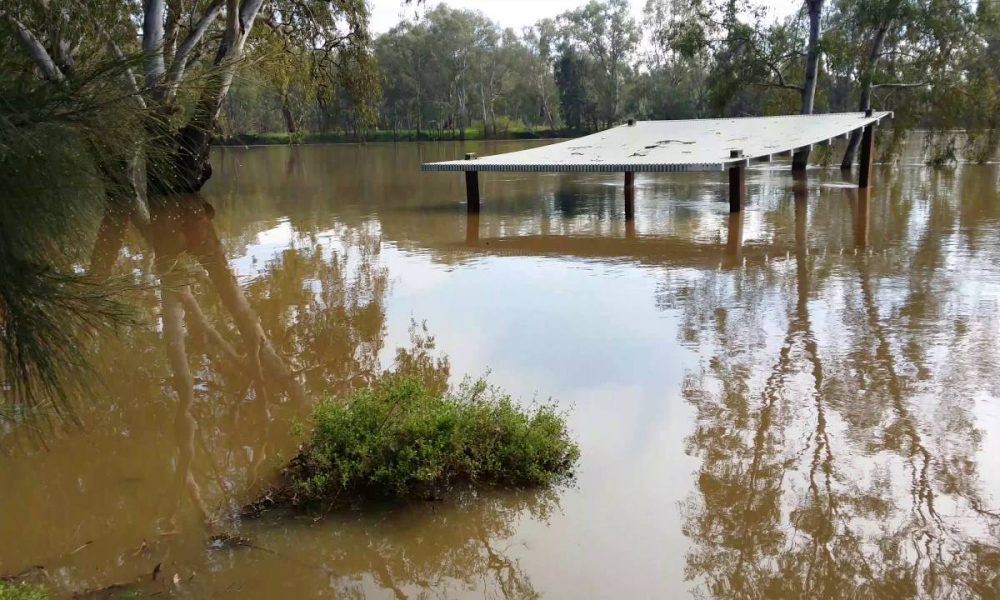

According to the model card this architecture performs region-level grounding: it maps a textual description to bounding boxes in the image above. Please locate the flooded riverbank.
[2,141,999,598]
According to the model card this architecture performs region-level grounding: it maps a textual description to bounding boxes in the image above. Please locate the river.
[2,140,999,598]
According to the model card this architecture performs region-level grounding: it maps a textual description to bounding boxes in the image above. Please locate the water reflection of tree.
[0,196,458,594]
[660,171,1000,598]
[290,490,556,599]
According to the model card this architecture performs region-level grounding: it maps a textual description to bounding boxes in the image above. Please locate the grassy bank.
[218,126,569,146]
[259,375,578,510]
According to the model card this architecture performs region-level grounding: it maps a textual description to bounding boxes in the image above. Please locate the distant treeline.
[222,0,1000,163]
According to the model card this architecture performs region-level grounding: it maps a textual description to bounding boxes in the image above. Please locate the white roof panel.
[422,111,891,173]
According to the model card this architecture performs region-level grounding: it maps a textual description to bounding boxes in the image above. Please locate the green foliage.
[0,52,141,415]
[0,581,48,600]
[284,375,579,505]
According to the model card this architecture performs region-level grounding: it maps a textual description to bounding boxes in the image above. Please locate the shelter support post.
[724,211,744,268]
[728,150,745,213]
[464,153,480,212]
[624,171,635,220]
[858,123,875,189]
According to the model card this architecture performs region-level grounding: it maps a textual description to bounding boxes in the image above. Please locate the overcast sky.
[369,0,800,34]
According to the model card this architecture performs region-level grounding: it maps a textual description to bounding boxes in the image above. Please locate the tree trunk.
[149,0,266,195]
[792,0,825,171]
[480,82,489,138]
[281,93,297,137]
[842,24,889,170]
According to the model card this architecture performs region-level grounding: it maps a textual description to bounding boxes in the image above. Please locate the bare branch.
[872,82,927,89]
[752,82,805,92]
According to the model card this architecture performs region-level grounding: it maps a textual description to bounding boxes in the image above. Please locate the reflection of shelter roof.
[450,234,767,269]
[423,112,891,173]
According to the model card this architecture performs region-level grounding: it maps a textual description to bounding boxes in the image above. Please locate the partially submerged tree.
[0,0,381,416]
[825,0,977,168]
[669,0,827,168]
[791,0,824,170]
[4,0,378,196]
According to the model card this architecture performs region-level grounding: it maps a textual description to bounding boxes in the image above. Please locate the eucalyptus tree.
[470,21,504,136]
[669,0,826,167]
[827,0,979,167]
[792,0,825,170]
[633,0,708,119]
[554,46,598,131]
[523,19,561,134]
[375,19,434,135]
[556,0,639,129]
[4,0,378,195]
[0,0,379,415]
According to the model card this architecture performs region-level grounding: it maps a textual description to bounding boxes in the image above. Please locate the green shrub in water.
[284,375,579,505]
[0,582,47,600]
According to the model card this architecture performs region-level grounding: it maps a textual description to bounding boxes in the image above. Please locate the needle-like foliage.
[0,55,144,418]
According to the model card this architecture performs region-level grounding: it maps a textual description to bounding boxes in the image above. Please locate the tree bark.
[842,24,889,170]
[281,89,297,136]
[149,0,266,195]
[142,0,166,90]
[792,0,825,171]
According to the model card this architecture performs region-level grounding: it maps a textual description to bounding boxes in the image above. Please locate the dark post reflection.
[724,211,743,267]
[853,187,870,248]
[465,211,480,244]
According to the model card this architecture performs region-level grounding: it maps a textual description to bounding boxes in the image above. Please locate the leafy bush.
[283,375,579,505]
[0,582,47,600]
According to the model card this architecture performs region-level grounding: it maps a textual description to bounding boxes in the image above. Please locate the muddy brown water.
[2,141,1000,598]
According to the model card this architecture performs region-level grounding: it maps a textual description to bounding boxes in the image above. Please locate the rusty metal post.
[464,152,480,212]
[624,171,635,220]
[858,123,875,189]
[728,149,745,213]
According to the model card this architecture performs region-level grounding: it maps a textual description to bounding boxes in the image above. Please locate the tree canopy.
[221,0,997,164]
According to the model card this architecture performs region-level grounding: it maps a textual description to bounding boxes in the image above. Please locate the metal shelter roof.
[422,111,891,173]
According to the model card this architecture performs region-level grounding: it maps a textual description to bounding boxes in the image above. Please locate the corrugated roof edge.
[420,111,893,173]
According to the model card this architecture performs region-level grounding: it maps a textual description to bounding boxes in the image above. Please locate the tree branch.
[8,16,66,83]
[752,82,804,92]
[143,0,167,89]
[872,82,926,89]
[164,0,223,102]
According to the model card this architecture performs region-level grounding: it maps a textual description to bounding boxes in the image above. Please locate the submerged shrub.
[283,375,579,506]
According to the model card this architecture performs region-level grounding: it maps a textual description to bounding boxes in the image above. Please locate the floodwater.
[2,140,1000,599]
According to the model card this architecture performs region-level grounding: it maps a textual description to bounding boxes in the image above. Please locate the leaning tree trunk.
[792,0,825,171]
[149,0,266,195]
[281,94,298,138]
[842,24,889,170]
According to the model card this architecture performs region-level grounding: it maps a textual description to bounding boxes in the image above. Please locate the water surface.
[2,141,1000,598]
